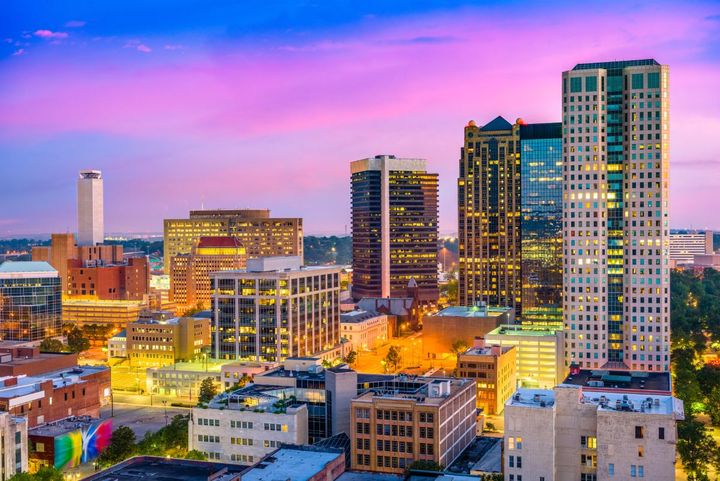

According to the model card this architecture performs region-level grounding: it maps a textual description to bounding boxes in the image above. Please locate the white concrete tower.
[562,60,670,372]
[77,170,104,246]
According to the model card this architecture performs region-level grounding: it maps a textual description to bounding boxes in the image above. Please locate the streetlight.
[163,399,168,426]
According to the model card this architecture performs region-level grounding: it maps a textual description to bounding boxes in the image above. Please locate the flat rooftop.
[508,389,556,408]
[354,377,471,406]
[432,305,511,318]
[242,447,343,481]
[83,456,247,481]
[447,436,502,475]
[0,261,56,274]
[462,346,513,357]
[563,369,671,394]
[29,416,101,437]
[340,310,384,323]
[486,324,561,337]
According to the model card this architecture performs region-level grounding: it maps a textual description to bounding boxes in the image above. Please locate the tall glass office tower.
[520,123,563,326]
[562,59,670,372]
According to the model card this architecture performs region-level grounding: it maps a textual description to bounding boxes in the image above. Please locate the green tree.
[384,346,402,372]
[450,339,469,357]
[185,450,207,460]
[39,338,65,353]
[407,460,444,471]
[677,417,718,481]
[9,467,65,481]
[344,350,357,366]
[97,426,136,467]
[66,325,90,353]
[198,377,218,404]
[445,278,458,304]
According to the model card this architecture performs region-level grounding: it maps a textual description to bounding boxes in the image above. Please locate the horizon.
[2,1,720,235]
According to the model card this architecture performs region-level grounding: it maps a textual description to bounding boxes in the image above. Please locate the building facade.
[485,324,565,389]
[0,412,27,480]
[77,170,104,246]
[458,118,563,321]
[520,122,563,326]
[211,257,341,362]
[163,209,303,270]
[61,299,145,330]
[126,316,211,367]
[504,385,683,481]
[67,256,150,301]
[189,394,308,464]
[340,310,390,351]
[170,236,246,312]
[350,377,476,474]
[350,155,439,303]
[457,341,516,415]
[669,231,714,264]
[562,59,670,372]
[0,262,62,342]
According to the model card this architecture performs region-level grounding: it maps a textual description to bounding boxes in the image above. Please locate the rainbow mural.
[54,419,112,469]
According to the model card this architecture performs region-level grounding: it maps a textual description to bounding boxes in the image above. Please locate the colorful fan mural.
[54,419,112,469]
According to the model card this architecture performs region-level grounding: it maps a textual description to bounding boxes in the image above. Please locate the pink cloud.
[65,20,86,28]
[12,48,26,56]
[136,44,152,53]
[34,30,68,39]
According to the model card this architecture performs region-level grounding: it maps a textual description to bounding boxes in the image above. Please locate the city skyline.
[2,1,720,237]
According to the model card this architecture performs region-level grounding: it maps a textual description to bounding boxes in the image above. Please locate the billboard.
[54,419,112,469]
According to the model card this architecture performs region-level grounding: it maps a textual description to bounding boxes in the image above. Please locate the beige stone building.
[562,60,670,372]
[350,377,476,474]
[126,316,210,367]
[457,340,516,415]
[340,310,390,351]
[504,384,683,481]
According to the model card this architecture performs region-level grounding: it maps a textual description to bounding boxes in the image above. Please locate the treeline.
[670,268,720,479]
[303,236,351,265]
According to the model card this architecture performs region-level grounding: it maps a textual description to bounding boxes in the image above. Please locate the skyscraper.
[77,170,104,246]
[520,123,563,326]
[562,59,670,372]
[350,155,439,302]
[458,119,563,321]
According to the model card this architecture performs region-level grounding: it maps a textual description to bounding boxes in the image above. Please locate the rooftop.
[479,116,513,132]
[572,59,660,70]
[29,415,100,437]
[83,456,246,481]
[563,369,671,394]
[431,305,512,319]
[446,436,502,475]
[462,345,513,357]
[354,377,470,406]
[242,446,343,481]
[486,324,561,337]
[337,473,403,481]
[0,261,57,277]
[340,310,385,323]
[507,389,556,408]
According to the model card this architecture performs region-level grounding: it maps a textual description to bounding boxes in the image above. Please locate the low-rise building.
[61,298,146,330]
[146,360,224,401]
[340,310,390,351]
[350,377,476,474]
[0,412,27,480]
[28,416,112,471]
[503,383,684,481]
[457,340,516,415]
[83,456,246,481]
[242,445,346,481]
[422,305,514,360]
[0,365,110,428]
[669,231,714,264]
[189,390,308,464]
[67,256,149,300]
[485,324,565,389]
[220,362,277,390]
[126,316,210,368]
[107,329,127,358]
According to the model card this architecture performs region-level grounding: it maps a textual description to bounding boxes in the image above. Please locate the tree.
[66,325,90,353]
[97,426,136,467]
[451,339,469,357]
[677,416,718,481]
[384,346,402,372]
[8,467,64,481]
[445,278,458,304]
[407,460,444,472]
[198,377,218,404]
[39,338,65,353]
[185,450,207,460]
[344,350,357,366]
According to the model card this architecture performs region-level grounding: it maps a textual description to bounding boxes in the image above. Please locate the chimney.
[491,345,502,356]
[473,337,486,349]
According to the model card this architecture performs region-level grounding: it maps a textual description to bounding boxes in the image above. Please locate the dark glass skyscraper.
[458,118,562,321]
[351,155,439,302]
[520,123,563,326]
[0,261,61,341]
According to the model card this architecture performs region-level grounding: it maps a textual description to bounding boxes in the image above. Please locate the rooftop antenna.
[201,195,205,210]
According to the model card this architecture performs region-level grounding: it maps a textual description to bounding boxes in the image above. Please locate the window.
[658,427,665,439]
[635,426,644,439]
[608,463,614,476]
[648,72,660,89]
[509,455,514,468]
[638,466,644,478]
[571,77,582,93]
[508,437,515,450]
[516,437,522,449]
[586,77,598,92]
[516,456,522,468]
[632,73,644,90]
[638,446,644,457]
[631,465,637,477]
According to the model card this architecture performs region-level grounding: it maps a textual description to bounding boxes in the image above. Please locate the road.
[101,403,191,438]
[352,332,457,374]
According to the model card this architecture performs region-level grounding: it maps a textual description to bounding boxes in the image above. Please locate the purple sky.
[1,1,719,236]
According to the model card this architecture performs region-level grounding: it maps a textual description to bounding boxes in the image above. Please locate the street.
[352,332,457,375]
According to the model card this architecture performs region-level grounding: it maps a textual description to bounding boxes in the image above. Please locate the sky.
[1,0,719,236]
